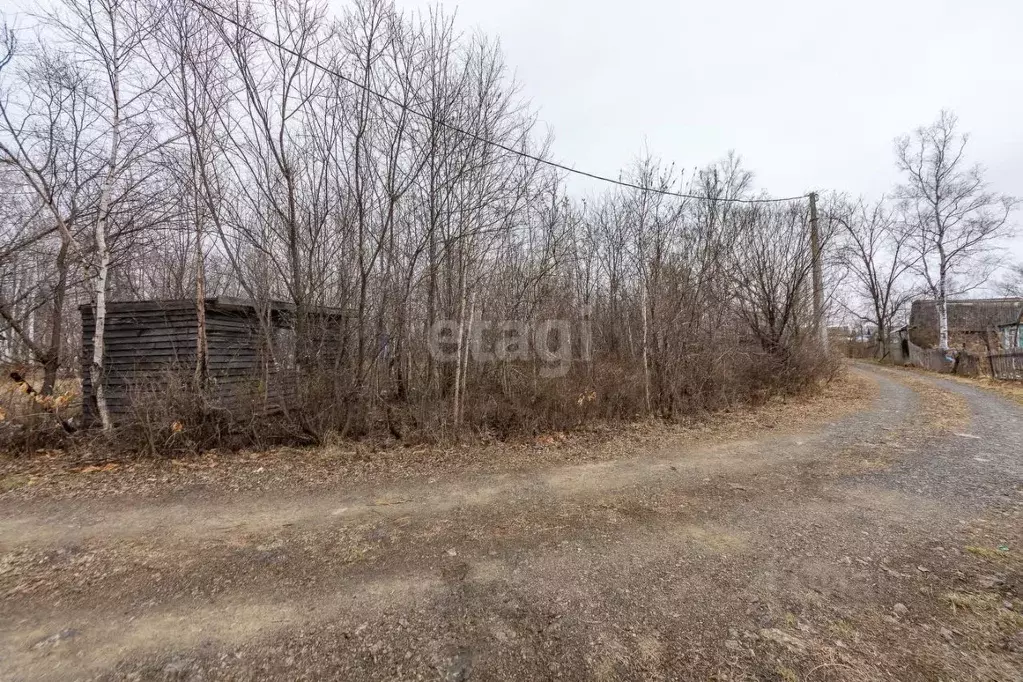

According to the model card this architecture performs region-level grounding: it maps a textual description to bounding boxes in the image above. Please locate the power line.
[184,0,808,205]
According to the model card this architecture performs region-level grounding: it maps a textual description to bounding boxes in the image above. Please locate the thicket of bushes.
[0,0,837,457]
[2,333,837,457]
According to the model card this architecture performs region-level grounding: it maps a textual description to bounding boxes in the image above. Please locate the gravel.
[0,365,1020,681]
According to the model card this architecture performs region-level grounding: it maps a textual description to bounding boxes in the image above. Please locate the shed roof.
[908,298,1023,332]
[79,297,349,318]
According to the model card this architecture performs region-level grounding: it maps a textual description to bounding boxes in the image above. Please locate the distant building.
[826,326,854,342]
[907,298,1023,351]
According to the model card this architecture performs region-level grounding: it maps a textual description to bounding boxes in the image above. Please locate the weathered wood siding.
[82,302,199,424]
[203,307,293,413]
[80,301,290,425]
[989,350,1023,381]
[80,298,348,426]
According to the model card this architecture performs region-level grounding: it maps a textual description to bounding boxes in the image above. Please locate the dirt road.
[2,365,1022,681]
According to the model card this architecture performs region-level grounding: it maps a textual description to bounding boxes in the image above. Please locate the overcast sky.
[2,0,1020,242]
[3,0,1019,199]
[379,0,1021,205]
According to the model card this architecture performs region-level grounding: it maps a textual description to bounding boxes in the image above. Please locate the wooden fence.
[902,341,982,377]
[988,350,1023,381]
[907,344,954,373]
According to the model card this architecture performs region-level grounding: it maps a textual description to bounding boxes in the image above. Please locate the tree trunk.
[41,238,69,396]
[875,323,889,361]
[452,267,468,426]
[641,279,651,413]
[286,170,306,373]
[194,217,208,389]
[90,241,112,430]
[90,15,122,431]
[937,271,949,352]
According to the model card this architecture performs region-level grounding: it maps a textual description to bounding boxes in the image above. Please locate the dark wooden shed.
[80,297,345,425]
[907,298,1023,350]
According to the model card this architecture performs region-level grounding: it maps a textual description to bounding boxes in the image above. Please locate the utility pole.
[809,192,827,352]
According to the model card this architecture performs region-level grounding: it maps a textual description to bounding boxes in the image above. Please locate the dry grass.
[0,370,875,501]
[942,373,1023,407]
[0,473,31,493]
[0,375,81,455]
[943,590,1001,613]
[867,359,1023,409]
[910,380,971,432]
[0,375,80,419]
[682,368,876,437]
[867,363,971,432]
[964,545,1011,561]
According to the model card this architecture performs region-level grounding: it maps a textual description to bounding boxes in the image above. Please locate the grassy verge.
[0,370,877,502]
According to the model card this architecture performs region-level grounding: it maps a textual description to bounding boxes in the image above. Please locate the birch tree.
[40,0,168,427]
[895,111,1018,351]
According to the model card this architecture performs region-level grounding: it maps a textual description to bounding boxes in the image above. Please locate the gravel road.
[1,365,1021,681]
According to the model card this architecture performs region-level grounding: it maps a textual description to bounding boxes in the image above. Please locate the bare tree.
[997,264,1023,298]
[895,110,1018,351]
[0,22,101,395]
[23,0,170,427]
[832,197,918,358]
[0,0,840,448]
[729,201,823,356]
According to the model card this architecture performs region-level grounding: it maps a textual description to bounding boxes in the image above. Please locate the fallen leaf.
[77,463,120,474]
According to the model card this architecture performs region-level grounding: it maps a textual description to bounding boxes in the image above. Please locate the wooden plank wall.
[204,308,288,414]
[81,304,280,425]
[82,305,200,425]
[80,301,350,426]
[989,350,1023,381]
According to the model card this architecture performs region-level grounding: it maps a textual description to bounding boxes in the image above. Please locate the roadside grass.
[0,473,31,493]
[862,362,971,431]
[965,545,1012,561]
[945,373,1023,407]
[856,358,1023,409]
[931,537,1023,674]
[0,369,877,501]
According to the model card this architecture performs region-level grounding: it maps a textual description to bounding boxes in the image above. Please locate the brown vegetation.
[0,0,835,456]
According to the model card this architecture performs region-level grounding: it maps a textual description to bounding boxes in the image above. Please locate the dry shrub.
[0,368,80,455]
[842,339,877,359]
[104,366,379,456]
[334,338,839,446]
[3,334,838,459]
[645,339,839,420]
[94,369,321,457]
[113,372,233,456]
[746,342,841,401]
[454,362,647,440]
